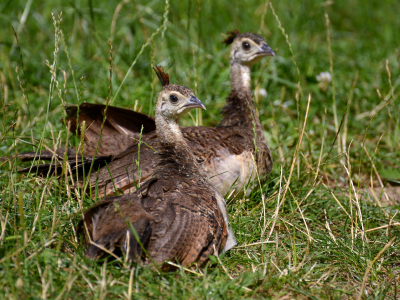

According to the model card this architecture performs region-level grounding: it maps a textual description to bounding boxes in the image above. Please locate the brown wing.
[87,126,253,198]
[142,178,227,266]
[86,131,160,197]
[64,103,155,157]
[79,177,227,268]
[14,123,269,198]
[13,103,156,174]
[65,103,156,137]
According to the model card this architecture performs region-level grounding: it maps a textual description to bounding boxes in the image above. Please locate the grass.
[1,0,400,298]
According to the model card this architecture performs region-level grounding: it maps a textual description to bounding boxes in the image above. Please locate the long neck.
[155,111,184,146]
[155,111,199,176]
[218,59,260,131]
[230,62,252,100]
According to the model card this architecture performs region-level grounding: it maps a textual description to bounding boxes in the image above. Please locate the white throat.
[240,64,251,90]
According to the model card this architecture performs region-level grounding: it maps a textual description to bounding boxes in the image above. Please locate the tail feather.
[18,162,64,175]
[15,149,110,177]
[16,149,76,162]
[12,149,75,175]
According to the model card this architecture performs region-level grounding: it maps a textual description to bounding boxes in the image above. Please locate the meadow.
[0,0,400,298]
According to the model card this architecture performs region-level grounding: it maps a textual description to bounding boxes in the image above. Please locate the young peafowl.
[78,67,235,268]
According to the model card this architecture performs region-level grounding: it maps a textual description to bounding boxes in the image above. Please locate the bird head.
[154,66,206,121]
[224,30,275,65]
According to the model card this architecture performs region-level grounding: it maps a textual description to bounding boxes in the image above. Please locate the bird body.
[82,168,233,266]
[79,69,235,268]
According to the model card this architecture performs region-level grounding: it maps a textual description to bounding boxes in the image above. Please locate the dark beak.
[184,95,206,110]
[256,43,276,57]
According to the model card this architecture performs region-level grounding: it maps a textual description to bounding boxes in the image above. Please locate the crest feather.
[153,65,169,87]
[222,29,239,46]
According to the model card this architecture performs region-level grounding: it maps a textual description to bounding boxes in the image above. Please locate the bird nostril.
[261,44,275,56]
[262,44,270,51]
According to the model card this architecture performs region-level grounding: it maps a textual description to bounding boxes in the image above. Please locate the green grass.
[1,0,400,298]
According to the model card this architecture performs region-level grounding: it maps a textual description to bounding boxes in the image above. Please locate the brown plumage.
[12,104,155,172]
[15,31,275,199]
[65,104,155,157]
[78,67,235,267]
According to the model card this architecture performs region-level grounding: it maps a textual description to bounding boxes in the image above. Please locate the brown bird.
[16,31,275,199]
[78,66,235,268]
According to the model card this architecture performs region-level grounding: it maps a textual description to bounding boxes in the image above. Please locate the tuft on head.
[153,65,170,87]
[223,29,240,46]
[153,65,194,97]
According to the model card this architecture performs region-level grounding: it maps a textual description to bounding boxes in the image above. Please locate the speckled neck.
[155,109,199,174]
[230,62,252,100]
[155,111,184,146]
[218,57,260,130]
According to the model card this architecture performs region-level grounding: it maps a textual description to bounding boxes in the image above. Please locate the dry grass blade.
[280,94,311,208]
[356,237,396,300]
[365,223,400,233]
[363,145,392,206]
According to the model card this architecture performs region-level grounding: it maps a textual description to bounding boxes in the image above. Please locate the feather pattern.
[78,76,234,268]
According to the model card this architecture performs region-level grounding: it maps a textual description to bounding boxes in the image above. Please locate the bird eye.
[242,41,251,50]
[169,94,178,103]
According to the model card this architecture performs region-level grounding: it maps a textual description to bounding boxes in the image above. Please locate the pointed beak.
[184,95,207,110]
[256,43,276,57]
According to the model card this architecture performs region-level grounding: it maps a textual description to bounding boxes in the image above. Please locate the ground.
[0,0,399,299]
